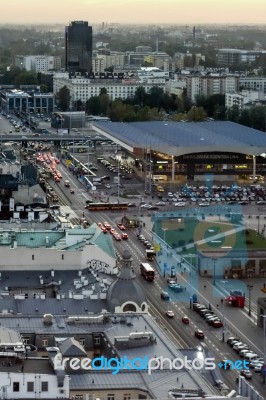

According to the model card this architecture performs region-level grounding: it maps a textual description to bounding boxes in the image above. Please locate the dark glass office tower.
[65,21,92,76]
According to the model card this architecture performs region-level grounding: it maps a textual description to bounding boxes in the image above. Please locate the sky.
[1,0,266,25]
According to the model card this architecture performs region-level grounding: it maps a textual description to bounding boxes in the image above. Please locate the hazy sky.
[1,0,266,25]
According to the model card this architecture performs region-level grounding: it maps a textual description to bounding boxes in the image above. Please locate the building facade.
[15,55,61,72]
[65,21,93,75]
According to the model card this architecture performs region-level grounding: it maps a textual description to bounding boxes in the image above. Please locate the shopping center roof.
[93,120,266,156]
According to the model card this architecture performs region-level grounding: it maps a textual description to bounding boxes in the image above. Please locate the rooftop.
[93,120,266,157]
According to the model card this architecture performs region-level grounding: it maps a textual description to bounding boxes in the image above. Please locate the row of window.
[29,336,101,347]
[75,394,135,400]
[13,381,48,392]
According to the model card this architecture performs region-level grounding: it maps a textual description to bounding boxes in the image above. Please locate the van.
[244,353,258,362]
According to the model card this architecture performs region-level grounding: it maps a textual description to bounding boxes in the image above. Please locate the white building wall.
[0,243,116,273]
[0,371,70,399]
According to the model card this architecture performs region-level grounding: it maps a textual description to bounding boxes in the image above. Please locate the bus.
[87,202,128,211]
[140,263,155,281]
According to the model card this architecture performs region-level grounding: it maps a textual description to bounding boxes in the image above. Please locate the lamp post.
[247,284,253,316]
[212,258,217,286]
[162,227,168,244]
[260,314,266,383]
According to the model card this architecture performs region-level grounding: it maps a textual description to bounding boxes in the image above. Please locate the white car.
[174,202,186,207]
[199,202,210,207]
[165,310,175,318]
[155,202,166,206]
[140,204,152,208]
[167,192,174,198]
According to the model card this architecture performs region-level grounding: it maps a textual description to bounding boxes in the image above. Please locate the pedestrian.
[221,298,223,304]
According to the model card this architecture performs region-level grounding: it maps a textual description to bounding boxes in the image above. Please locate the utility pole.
[247,284,253,316]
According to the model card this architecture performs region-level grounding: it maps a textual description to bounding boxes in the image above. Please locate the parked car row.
[136,233,153,249]
[226,337,263,373]
[193,303,223,328]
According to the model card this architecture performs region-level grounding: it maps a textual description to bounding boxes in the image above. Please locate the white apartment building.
[53,74,166,105]
[92,52,125,73]
[16,55,61,73]
[177,74,239,101]
[226,90,266,110]
[239,76,266,93]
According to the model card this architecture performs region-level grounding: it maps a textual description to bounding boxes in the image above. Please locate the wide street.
[45,150,266,396]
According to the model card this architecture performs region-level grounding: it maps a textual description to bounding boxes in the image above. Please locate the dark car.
[195,330,205,339]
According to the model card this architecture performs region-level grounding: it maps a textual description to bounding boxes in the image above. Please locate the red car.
[103,222,111,230]
[117,223,126,231]
[195,330,205,339]
[212,320,223,328]
[182,316,190,324]
[121,233,128,240]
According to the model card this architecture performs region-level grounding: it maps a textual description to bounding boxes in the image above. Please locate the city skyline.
[1,0,266,25]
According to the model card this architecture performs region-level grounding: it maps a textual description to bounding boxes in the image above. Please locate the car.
[199,202,210,207]
[250,358,263,368]
[227,337,239,345]
[103,222,111,230]
[155,201,166,206]
[195,330,205,339]
[161,291,170,300]
[182,316,190,324]
[166,310,175,318]
[121,233,128,240]
[256,200,266,205]
[235,344,249,353]
[149,206,159,210]
[117,223,126,231]
[174,202,186,207]
[168,283,183,292]
[105,184,111,189]
[239,349,251,358]
[114,233,121,241]
[254,363,263,372]
[128,203,137,207]
[167,278,177,284]
[229,339,241,347]
[240,370,252,379]
[70,188,75,194]
[212,320,223,328]
[140,203,152,208]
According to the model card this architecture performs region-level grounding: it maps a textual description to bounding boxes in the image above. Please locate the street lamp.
[260,314,266,383]
[247,284,253,316]
[162,227,168,244]
[212,258,217,286]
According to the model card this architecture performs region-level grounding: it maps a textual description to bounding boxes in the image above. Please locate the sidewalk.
[140,215,266,357]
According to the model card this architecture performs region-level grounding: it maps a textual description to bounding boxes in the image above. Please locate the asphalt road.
[46,158,266,396]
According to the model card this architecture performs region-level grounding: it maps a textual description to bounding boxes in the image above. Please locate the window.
[75,396,83,400]
[23,337,30,345]
[42,339,48,347]
[124,394,131,400]
[32,255,34,260]
[13,382,20,392]
[27,382,34,392]
[94,335,101,345]
[41,382,48,392]
[79,338,85,346]
[107,395,115,400]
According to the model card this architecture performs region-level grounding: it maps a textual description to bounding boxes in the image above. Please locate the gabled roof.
[59,337,87,357]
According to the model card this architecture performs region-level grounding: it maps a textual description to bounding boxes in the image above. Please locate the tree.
[134,86,147,107]
[86,96,101,115]
[187,106,207,122]
[56,85,71,111]
[14,71,38,86]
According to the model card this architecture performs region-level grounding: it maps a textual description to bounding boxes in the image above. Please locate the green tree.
[40,84,48,93]
[86,96,101,115]
[187,106,207,122]
[14,71,38,86]
[56,85,70,111]
[134,86,147,107]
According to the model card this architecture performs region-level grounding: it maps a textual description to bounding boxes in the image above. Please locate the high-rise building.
[65,21,92,76]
